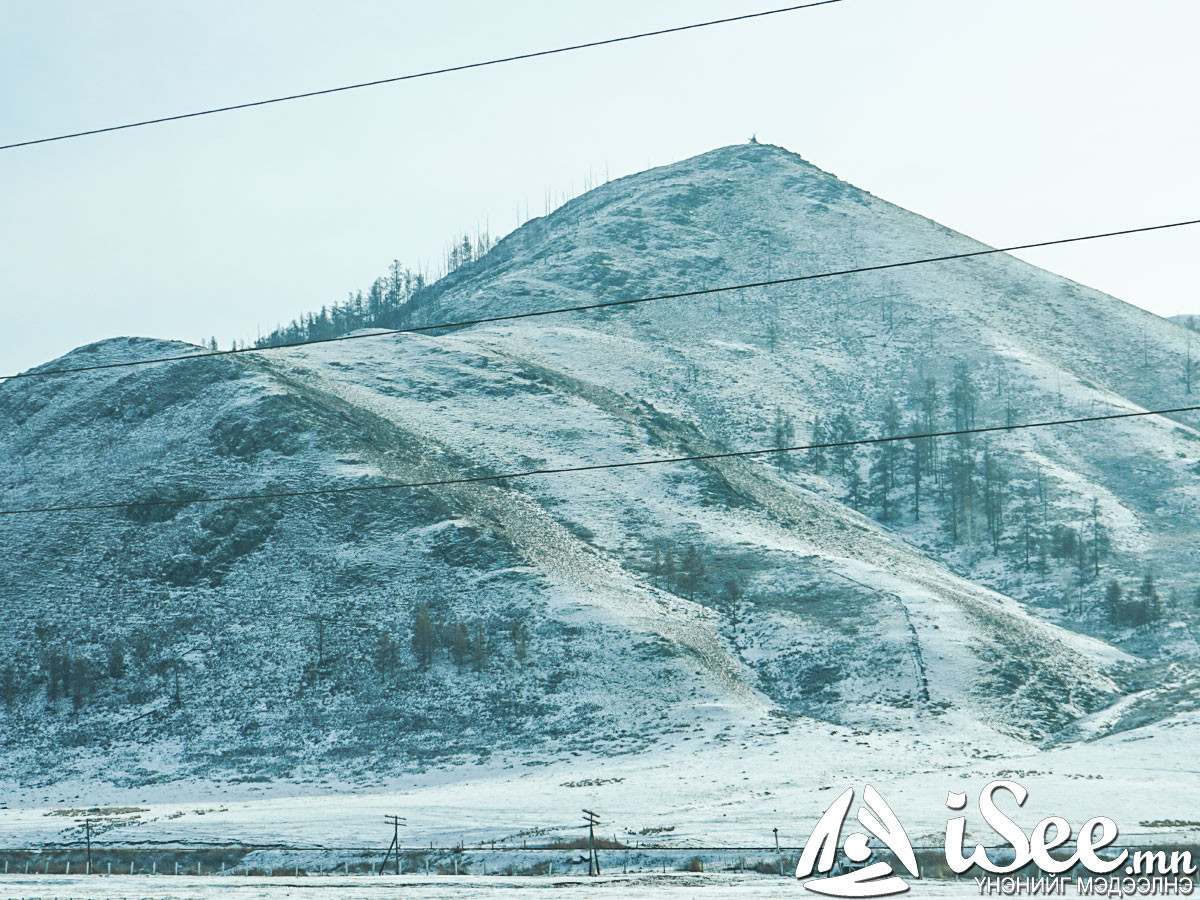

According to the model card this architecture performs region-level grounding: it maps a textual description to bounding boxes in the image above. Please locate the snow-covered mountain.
[1,143,1197,840]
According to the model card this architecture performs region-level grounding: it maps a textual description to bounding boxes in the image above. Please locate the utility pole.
[84,818,93,875]
[774,826,782,876]
[582,809,601,877]
[378,814,406,875]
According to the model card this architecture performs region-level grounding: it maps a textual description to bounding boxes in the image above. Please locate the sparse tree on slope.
[982,444,1007,555]
[808,416,829,474]
[907,416,928,521]
[374,632,400,677]
[1019,489,1037,571]
[69,658,89,712]
[1104,580,1125,624]
[46,653,61,704]
[773,408,796,471]
[723,578,744,632]
[950,362,978,435]
[1139,573,1162,624]
[911,374,940,476]
[845,455,864,511]
[830,412,857,476]
[679,544,707,601]
[411,605,436,670]
[869,397,903,521]
[451,623,471,673]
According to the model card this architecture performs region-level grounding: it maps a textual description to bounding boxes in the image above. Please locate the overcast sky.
[2,0,1198,375]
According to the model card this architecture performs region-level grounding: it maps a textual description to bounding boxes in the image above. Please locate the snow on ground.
[2,708,1198,851]
[0,872,988,900]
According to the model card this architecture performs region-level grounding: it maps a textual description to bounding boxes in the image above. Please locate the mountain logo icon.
[796,785,920,897]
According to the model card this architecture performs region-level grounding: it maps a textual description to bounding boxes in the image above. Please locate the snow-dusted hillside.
[1,143,1197,843]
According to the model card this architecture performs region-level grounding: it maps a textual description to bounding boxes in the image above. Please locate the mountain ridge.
[1,143,1197,820]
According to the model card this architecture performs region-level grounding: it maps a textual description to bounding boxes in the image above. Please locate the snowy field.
[3,707,1198,850]
[0,873,984,899]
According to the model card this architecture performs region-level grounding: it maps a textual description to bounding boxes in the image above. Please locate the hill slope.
[1,143,1197,816]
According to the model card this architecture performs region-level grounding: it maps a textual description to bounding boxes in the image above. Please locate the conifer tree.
[375,632,400,677]
[723,578,744,635]
[1104,580,1124,624]
[451,623,471,673]
[846,455,864,511]
[773,408,796,471]
[830,412,857,476]
[411,605,437,669]
[1138,573,1162,624]
[803,415,826,473]
[680,544,706,600]
[907,416,927,521]
[870,398,903,520]
[1019,489,1036,571]
[69,658,89,712]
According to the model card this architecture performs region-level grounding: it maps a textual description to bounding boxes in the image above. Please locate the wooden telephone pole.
[378,814,406,875]
[582,809,601,876]
[84,818,93,875]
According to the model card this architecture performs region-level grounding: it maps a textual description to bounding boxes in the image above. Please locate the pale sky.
[2,0,1198,375]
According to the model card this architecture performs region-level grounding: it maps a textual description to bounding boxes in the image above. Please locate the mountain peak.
[1,144,1197,826]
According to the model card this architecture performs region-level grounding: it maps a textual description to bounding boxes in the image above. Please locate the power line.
[1,403,1195,519]
[0,1,846,153]
[6,217,1199,382]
